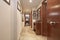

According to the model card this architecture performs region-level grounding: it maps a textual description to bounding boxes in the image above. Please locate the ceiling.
[20,0,42,12]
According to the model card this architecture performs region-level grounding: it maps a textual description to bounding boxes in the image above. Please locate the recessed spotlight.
[29,0,32,3]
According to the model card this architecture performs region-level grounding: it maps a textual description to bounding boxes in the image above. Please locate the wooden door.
[47,0,60,40]
[41,1,47,36]
[47,8,60,40]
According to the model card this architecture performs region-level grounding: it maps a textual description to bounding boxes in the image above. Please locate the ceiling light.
[29,0,32,3]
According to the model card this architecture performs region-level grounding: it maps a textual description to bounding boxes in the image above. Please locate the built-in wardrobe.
[34,0,60,40]
[34,0,47,36]
[47,0,60,40]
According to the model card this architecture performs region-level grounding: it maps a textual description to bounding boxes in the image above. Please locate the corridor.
[20,26,47,40]
[0,0,60,40]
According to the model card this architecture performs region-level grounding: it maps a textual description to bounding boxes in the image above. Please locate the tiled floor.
[20,26,47,40]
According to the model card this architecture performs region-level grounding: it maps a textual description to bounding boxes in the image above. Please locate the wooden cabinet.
[34,0,47,36]
[34,1,60,40]
[34,21,41,35]
[47,0,60,40]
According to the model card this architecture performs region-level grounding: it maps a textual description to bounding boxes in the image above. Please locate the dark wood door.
[47,9,60,40]
[41,1,47,36]
[47,0,60,39]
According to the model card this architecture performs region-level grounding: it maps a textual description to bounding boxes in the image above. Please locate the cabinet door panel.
[47,0,60,39]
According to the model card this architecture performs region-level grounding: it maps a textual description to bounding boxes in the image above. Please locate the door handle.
[49,21,56,25]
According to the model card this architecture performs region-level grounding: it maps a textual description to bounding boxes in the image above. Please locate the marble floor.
[20,26,47,40]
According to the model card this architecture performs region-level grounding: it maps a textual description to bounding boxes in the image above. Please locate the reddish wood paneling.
[34,0,48,36]
[34,21,41,35]
[47,0,60,40]
[34,8,41,35]
[30,11,32,28]
[41,1,47,36]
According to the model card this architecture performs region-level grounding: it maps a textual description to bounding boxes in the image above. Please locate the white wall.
[17,10,23,40]
[0,0,11,40]
[10,0,17,40]
[0,0,17,40]
[16,0,24,40]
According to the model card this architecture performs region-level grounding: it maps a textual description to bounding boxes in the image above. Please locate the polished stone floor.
[20,26,47,40]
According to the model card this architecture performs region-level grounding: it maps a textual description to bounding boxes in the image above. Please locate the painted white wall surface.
[0,0,11,40]
[16,0,24,40]
[17,10,23,40]
[0,0,17,40]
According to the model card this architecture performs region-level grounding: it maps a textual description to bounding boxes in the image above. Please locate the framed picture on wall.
[3,0,10,5]
[37,8,40,20]
[17,1,21,11]
[33,11,37,20]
